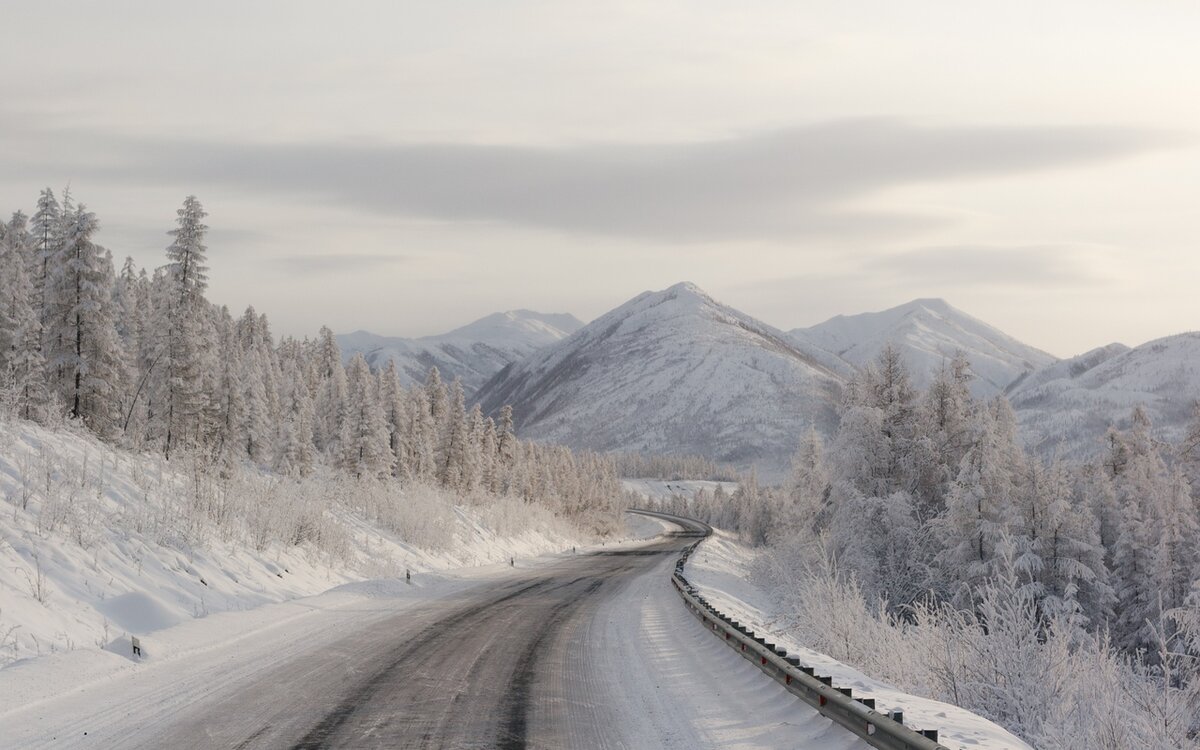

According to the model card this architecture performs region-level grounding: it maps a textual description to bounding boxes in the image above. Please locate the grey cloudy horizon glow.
[2,0,1198,358]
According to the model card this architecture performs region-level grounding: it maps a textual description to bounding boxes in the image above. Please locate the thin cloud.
[0,117,1178,243]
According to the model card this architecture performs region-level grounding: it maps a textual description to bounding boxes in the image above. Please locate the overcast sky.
[2,1,1198,357]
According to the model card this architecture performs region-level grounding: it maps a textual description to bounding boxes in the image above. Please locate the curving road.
[4,517,865,750]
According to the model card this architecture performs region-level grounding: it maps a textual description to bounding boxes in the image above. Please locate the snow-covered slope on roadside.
[1010,332,1200,457]
[685,531,1033,750]
[338,310,583,394]
[0,419,602,667]
[475,282,852,475]
[792,298,1057,397]
[0,517,669,749]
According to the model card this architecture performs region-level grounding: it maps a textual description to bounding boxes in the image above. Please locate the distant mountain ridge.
[791,298,1058,397]
[474,282,851,475]
[337,310,583,395]
[1009,333,1200,457]
[344,287,1197,468]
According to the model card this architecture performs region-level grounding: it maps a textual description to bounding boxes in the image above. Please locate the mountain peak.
[635,281,715,312]
[906,297,953,313]
[793,298,1057,396]
[475,284,853,475]
[336,309,582,395]
[665,281,709,297]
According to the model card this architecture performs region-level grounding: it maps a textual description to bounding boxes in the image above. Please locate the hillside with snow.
[475,282,852,474]
[338,310,583,394]
[1004,342,1131,396]
[0,419,598,667]
[1010,332,1200,457]
[791,298,1057,397]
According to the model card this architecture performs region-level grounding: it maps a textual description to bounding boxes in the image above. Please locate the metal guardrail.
[628,508,949,750]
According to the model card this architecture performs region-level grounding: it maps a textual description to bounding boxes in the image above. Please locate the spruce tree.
[160,196,210,457]
[45,207,123,433]
[238,307,272,464]
[313,326,347,455]
[275,356,315,477]
[343,353,392,479]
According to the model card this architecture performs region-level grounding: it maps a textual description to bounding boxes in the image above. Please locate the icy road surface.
[2,527,867,749]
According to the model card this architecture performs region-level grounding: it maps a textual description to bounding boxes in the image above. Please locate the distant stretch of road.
[6,515,865,749]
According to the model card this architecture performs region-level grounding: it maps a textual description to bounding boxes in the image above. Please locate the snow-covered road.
[2,527,867,749]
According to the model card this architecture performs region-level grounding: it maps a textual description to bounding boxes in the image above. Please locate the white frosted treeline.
[0,188,625,523]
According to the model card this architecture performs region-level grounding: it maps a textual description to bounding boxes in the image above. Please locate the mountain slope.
[1011,332,1200,457]
[338,310,583,394]
[1004,342,1130,397]
[791,298,1057,397]
[474,282,852,473]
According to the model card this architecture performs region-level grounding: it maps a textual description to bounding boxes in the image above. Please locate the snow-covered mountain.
[474,282,853,474]
[1010,333,1200,457]
[790,298,1058,397]
[1004,342,1131,397]
[338,310,584,394]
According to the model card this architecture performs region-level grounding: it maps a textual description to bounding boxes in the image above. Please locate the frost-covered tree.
[833,345,920,499]
[831,487,923,606]
[238,307,273,464]
[1026,458,1110,630]
[274,355,315,477]
[28,188,60,334]
[776,428,830,538]
[426,367,449,466]
[1155,467,1199,617]
[158,196,211,457]
[440,378,470,490]
[480,415,499,493]
[932,402,1022,602]
[45,207,124,433]
[1077,463,1121,573]
[496,404,518,489]
[209,307,245,465]
[1182,401,1200,488]
[313,326,347,456]
[343,353,391,479]
[1112,432,1168,652]
[406,384,437,481]
[0,214,44,420]
[462,403,487,493]
[378,359,410,478]
[913,352,976,515]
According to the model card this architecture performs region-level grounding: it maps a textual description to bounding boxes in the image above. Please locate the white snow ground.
[0,419,604,668]
[685,531,1033,750]
[0,516,872,750]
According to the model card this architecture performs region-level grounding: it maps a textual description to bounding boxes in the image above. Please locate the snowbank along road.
[3,518,869,750]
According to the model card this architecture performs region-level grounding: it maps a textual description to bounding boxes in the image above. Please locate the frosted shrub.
[758,537,1200,749]
[919,542,1069,739]
[369,481,457,552]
